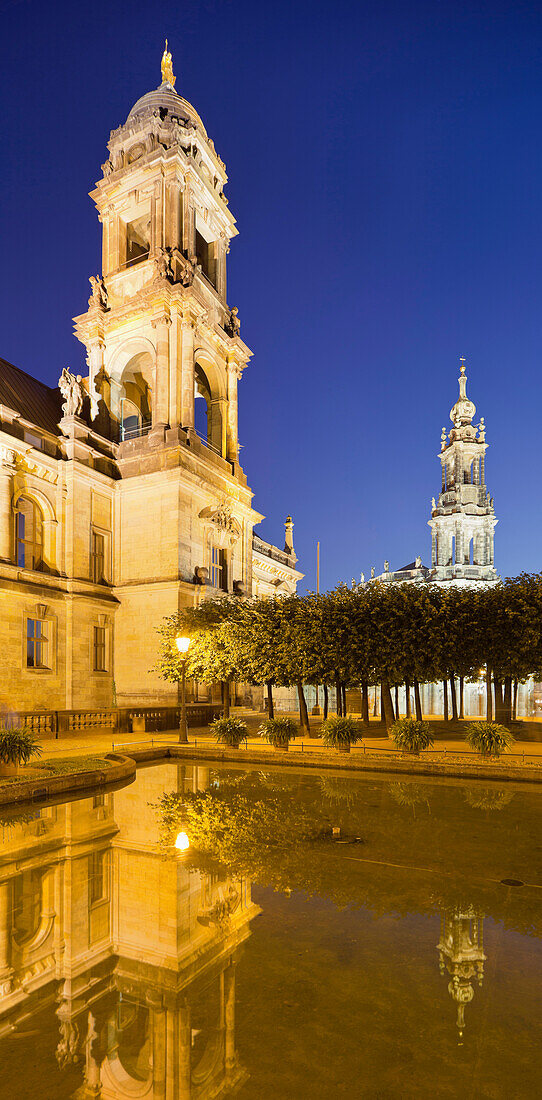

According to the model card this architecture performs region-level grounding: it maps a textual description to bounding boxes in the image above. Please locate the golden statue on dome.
[161,39,176,87]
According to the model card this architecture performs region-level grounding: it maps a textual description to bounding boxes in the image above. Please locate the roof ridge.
[0,356,58,396]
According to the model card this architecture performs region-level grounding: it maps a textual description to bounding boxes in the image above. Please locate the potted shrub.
[258,716,298,751]
[0,726,42,778]
[320,716,363,754]
[211,716,248,749]
[465,721,515,761]
[390,717,434,757]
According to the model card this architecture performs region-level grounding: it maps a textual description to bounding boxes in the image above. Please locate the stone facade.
[0,49,302,716]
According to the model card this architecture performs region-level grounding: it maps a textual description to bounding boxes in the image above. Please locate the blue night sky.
[0,0,541,592]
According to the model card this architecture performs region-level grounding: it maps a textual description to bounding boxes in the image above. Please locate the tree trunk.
[413,679,423,721]
[297,682,310,736]
[493,676,505,724]
[512,679,518,722]
[266,681,274,719]
[335,678,342,717]
[381,679,395,732]
[373,687,379,717]
[459,676,465,720]
[503,675,512,726]
[405,678,411,718]
[361,679,369,726]
[449,676,458,722]
[223,679,231,718]
[486,664,493,720]
[394,685,400,719]
[443,679,449,722]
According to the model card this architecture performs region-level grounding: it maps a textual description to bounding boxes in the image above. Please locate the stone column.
[152,314,171,431]
[0,881,12,982]
[226,361,240,463]
[0,448,15,562]
[480,453,485,486]
[431,529,436,567]
[177,1004,191,1100]
[152,1007,167,1100]
[180,320,195,428]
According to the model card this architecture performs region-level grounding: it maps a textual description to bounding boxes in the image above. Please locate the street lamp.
[175,635,191,744]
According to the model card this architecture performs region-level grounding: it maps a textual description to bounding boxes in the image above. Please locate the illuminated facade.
[0,46,301,715]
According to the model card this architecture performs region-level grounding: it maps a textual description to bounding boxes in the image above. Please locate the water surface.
[0,761,541,1098]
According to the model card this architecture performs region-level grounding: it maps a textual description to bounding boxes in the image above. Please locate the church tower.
[74,42,247,461]
[428,361,498,585]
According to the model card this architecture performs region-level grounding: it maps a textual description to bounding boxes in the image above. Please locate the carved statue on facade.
[56,1020,80,1068]
[415,555,422,568]
[370,566,375,579]
[432,497,437,511]
[88,275,108,311]
[161,39,176,87]
[179,253,197,287]
[58,368,83,418]
[225,306,240,338]
[154,248,173,281]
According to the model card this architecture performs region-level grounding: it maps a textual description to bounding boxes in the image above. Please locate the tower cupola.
[428,360,498,586]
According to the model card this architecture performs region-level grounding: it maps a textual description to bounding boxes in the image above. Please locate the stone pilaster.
[180,319,195,428]
[151,313,171,431]
[0,447,15,562]
[226,361,240,462]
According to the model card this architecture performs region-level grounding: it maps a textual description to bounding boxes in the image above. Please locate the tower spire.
[161,39,176,87]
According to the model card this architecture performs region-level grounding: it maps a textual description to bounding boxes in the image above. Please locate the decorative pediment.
[199,498,241,546]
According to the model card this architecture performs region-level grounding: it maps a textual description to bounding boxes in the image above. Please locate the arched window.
[15,497,43,570]
[120,398,143,441]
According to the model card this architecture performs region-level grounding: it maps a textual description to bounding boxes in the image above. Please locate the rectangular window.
[88,850,108,906]
[196,230,217,287]
[91,531,105,583]
[26,619,49,669]
[93,626,107,672]
[210,546,228,592]
[24,431,42,450]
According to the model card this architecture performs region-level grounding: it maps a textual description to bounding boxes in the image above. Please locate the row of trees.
[156,573,542,732]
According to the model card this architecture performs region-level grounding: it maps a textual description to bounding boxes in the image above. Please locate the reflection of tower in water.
[437,906,486,1043]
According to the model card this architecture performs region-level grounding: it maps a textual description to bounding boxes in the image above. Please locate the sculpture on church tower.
[428,360,498,586]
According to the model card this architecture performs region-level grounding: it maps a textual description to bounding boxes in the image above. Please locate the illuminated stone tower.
[428,361,498,585]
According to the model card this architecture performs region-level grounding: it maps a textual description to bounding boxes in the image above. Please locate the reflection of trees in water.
[463,787,515,811]
[156,770,542,937]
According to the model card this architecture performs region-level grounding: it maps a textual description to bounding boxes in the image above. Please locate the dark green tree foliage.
[155,573,542,731]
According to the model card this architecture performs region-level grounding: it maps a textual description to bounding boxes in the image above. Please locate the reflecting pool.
[0,761,541,1098]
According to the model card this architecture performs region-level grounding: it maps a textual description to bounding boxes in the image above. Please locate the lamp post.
[176,635,191,743]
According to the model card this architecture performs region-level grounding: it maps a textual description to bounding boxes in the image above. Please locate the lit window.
[93,626,107,672]
[27,619,49,669]
[91,531,105,583]
[16,497,43,570]
[210,546,228,591]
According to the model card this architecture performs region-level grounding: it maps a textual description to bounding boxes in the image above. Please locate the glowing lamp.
[176,636,190,654]
[175,831,190,851]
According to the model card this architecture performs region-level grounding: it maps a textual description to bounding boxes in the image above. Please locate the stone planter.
[337,743,351,753]
[0,761,19,778]
[272,742,289,752]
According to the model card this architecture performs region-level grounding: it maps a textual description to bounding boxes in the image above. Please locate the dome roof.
[126,80,207,137]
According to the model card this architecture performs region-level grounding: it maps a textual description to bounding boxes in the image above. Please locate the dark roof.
[397,561,429,572]
[0,357,63,436]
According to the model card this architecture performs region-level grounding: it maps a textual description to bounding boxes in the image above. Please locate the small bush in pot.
[320,716,363,753]
[258,716,298,751]
[0,726,42,777]
[465,721,515,760]
[210,716,248,749]
[390,717,434,756]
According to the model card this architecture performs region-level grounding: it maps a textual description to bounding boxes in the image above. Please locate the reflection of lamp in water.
[437,906,486,1044]
[175,635,191,744]
[175,831,190,851]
